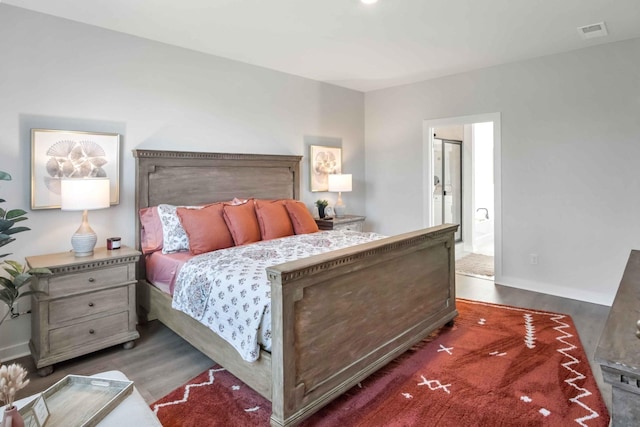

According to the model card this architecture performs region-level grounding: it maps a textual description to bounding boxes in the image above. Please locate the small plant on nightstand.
[0,170,49,325]
[315,199,329,218]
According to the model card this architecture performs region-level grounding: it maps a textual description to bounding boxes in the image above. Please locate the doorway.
[423,113,502,282]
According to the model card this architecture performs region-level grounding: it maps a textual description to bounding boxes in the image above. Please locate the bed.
[133,149,458,426]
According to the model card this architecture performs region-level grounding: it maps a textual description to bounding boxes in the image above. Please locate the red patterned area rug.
[151,299,609,426]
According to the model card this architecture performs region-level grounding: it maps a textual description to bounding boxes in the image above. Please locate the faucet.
[476,208,489,219]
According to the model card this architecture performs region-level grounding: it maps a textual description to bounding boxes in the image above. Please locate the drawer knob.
[88,302,94,307]
[88,278,95,283]
[89,329,95,334]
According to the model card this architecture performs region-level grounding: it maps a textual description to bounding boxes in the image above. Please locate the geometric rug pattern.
[152,299,609,426]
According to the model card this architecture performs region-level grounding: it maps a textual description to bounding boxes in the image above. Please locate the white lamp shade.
[328,174,352,192]
[61,178,110,211]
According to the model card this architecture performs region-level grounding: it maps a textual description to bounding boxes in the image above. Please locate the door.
[433,139,462,241]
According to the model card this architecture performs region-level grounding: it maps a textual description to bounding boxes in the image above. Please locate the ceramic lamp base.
[334,204,347,217]
[71,210,97,257]
[334,191,347,217]
[71,231,97,257]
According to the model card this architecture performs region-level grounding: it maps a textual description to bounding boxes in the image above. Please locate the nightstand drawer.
[49,287,129,324]
[49,311,129,353]
[47,265,130,297]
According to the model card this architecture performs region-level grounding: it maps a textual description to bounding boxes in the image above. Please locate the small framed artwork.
[31,129,120,209]
[310,145,341,192]
[19,393,49,427]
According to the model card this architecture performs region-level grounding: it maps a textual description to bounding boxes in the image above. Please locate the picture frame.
[310,145,341,192]
[31,129,120,210]
[19,394,49,427]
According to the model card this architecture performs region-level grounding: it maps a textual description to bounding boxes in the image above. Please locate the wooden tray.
[19,375,133,427]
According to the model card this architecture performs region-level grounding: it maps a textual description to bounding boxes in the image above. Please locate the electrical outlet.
[8,300,20,319]
[530,254,538,265]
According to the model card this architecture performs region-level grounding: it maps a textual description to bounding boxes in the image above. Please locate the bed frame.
[133,149,458,426]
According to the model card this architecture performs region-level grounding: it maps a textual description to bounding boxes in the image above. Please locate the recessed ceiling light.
[361,0,378,4]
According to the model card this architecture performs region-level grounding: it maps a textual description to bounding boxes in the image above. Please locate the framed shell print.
[31,129,120,209]
[310,145,341,192]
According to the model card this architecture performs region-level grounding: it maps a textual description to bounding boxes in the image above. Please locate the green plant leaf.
[29,267,52,275]
[0,276,15,290]
[6,209,27,219]
[4,267,21,278]
[13,273,34,288]
[0,288,14,305]
[1,262,22,279]
[5,226,30,235]
[0,219,12,231]
[4,259,24,272]
[0,171,11,181]
[0,234,15,245]
[0,287,18,307]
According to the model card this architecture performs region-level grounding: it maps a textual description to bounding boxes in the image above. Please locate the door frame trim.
[423,112,502,281]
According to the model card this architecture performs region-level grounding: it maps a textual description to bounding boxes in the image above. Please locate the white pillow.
[157,204,193,254]
[157,201,236,253]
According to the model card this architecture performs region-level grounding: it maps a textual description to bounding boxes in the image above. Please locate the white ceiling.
[5,0,640,92]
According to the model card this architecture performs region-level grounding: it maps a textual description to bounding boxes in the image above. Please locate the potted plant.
[315,199,329,219]
[0,170,49,325]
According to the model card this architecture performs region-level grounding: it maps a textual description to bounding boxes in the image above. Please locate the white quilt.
[172,230,385,362]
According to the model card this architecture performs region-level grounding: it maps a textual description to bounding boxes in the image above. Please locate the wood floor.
[9,274,612,412]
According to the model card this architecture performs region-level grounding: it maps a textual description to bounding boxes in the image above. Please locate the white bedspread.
[172,230,385,362]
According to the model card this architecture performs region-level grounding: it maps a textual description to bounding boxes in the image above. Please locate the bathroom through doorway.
[424,113,501,281]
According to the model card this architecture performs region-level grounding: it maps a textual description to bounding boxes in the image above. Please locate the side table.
[26,247,141,376]
[315,214,366,231]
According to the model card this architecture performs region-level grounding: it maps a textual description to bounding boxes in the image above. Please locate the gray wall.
[0,5,365,360]
[365,37,640,306]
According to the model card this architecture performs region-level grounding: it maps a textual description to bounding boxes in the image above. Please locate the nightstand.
[315,215,366,231]
[26,246,141,376]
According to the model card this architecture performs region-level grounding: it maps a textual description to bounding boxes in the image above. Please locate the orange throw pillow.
[176,203,234,255]
[255,200,294,241]
[222,200,262,246]
[284,200,319,235]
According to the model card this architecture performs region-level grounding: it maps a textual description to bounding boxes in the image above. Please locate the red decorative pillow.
[222,200,262,246]
[284,200,319,235]
[139,206,163,254]
[255,200,294,241]
[177,203,234,255]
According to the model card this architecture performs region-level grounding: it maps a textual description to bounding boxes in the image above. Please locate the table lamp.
[61,178,110,257]
[328,174,352,217]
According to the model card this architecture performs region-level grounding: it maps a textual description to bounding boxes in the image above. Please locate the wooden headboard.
[132,149,302,260]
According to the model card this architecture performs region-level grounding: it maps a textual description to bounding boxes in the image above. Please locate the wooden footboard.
[267,224,458,426]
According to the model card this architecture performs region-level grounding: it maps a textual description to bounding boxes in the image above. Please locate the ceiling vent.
[577,22,608,39]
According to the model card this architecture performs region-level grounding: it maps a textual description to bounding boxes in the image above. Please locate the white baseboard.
[497,275,612,307]
[0,341,30,363]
